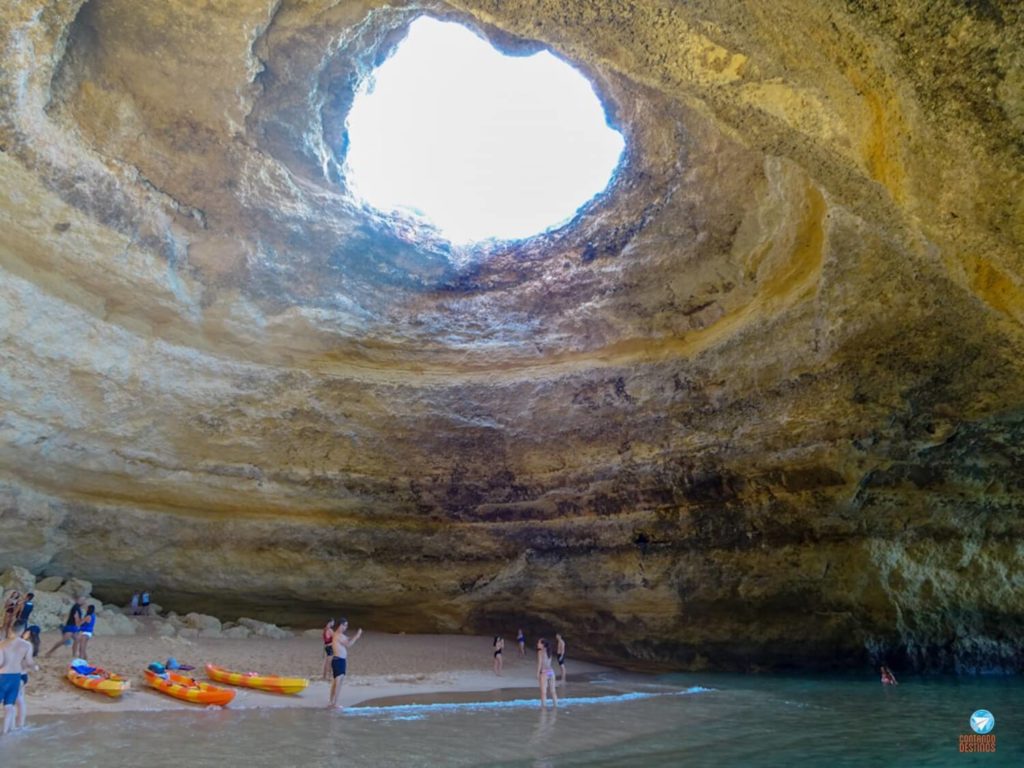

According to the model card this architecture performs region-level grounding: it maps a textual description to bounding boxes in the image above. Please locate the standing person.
[16,594,34,627]
[140,590,151,616]
[555,633,567,684]
[15,624,40,731]
[536,638,558,709]
[45,597,84,657]
[76,605,97,659]
[1,591,20,637]
[130,593,140,616]
[0,621,34,735]
[516,628,526,657]
[321,619,335,681]
[327,618,363,709]
[493,636,504,676]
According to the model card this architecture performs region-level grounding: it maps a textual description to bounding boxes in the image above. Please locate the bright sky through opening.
[344,17,625,244]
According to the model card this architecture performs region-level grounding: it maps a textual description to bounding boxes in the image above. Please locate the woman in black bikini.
[493,636,504,676]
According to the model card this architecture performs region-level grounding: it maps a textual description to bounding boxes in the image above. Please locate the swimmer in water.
[880,665,898,685]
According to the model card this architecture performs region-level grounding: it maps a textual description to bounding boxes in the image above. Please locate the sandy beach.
[22,622,607,716]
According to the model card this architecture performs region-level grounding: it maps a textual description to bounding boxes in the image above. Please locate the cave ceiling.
[1,0,1022,670]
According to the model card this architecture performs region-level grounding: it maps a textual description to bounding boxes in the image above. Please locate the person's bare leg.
[15,689,26,730]
[328,675,346,708]
[550,676,558,707]
[2,704,14,735]
[44,635,67,657]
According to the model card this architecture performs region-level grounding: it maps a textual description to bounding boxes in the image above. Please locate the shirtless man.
[327,618,363,709]
[0,623,34,735]
[555,633,567,684]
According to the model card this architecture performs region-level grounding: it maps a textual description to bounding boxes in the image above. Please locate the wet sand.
[24,623,602,715]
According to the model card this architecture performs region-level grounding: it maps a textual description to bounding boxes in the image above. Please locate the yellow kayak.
[67,665,130,698]
[205,663,309,695]
[145,669,235,706]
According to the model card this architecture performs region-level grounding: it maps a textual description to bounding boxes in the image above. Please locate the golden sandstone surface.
[0,0,1022,671]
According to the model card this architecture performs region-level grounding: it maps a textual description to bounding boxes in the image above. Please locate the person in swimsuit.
[880,665,898,685]
[45,597,84,657]
[493,636,504,676]
[140,591,151,616]
[0,621,34,735]
[1,591,20,637]
[76,605,97,659]
[321,619,335,681]
[15,624,39,731]
[328,618,363,709]
[516,628,526,657]
[536,638,558,709]
[555,633,567,684]
[130,593,140,616]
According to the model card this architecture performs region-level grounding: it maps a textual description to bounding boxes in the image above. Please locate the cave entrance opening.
[344,16,625,245]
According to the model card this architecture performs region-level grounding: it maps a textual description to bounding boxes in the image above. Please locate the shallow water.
[1,672,1019,767]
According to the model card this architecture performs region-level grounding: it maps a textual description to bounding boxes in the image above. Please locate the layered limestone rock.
[0,0,1022,672]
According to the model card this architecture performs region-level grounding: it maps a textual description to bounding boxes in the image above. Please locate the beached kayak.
[205,663,309,695]
[144,669,235,706]
[66,665,130,698]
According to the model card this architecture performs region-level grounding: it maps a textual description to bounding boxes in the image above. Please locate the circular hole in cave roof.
[344,16,625,245]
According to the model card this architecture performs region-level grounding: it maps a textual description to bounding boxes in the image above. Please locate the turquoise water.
[0,673,1019,766]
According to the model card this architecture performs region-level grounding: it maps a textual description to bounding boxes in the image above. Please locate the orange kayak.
[144,669,235,706]
[205,663,309,695]
[67,666,130,698]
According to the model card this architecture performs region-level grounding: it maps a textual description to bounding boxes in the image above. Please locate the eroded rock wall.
[1,0,1022,671]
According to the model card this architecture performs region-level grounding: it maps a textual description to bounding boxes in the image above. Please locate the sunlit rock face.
[1,0,1022,672]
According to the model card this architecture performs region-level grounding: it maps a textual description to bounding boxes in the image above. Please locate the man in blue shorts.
[328,618,364,709]
[45,597,84,657]
[0,624,34,735]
